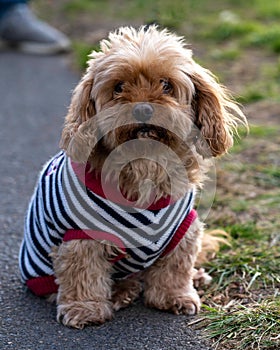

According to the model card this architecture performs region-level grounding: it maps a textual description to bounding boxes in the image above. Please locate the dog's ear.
[190,65,244,157]
[60,69,96,161]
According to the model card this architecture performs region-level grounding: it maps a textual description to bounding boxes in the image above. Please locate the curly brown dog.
[19,26,246,328]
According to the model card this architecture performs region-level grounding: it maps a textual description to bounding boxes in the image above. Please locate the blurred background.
[34,0,280,104]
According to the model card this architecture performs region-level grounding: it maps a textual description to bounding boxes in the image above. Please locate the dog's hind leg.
[111,278,143,311]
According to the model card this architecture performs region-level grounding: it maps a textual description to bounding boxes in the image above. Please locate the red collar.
[71,161,175,210]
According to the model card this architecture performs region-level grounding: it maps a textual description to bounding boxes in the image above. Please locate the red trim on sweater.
[71,161,175,210]
[63,229,127,263]
[26,275,58,296]
[161,209,198,257]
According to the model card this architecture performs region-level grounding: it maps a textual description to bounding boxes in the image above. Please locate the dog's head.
[60,26,246,203]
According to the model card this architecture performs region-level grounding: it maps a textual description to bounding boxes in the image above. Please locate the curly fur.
[49,25,247,328]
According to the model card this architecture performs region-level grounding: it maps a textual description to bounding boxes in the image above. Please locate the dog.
[19,26,246,328]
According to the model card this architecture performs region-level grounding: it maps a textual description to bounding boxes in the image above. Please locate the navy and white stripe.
[19,151,195,283]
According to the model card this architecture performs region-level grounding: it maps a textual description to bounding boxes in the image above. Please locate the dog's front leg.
[143,219,203,315]
[52,240,113,328]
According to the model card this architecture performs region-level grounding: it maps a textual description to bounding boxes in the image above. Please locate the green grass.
[236,88,266,104]
[247,125,279,137]
[202,300,280,350]
[72,42,100,69]
[246,26,280,53]
[230,200,249,213]
[203,116,280,348]
[204,20,280,54]
[230,124,279,153]
[200,229,280,349]
[63,0,108,14]
[255,0,280,19]
[210,48,241,61]
[206,245,280,291]
[226,222,261,239]
[205,222,279,292]
[203,21,259,42]
[257,192,280,206]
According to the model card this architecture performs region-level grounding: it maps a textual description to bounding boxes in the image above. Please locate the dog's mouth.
[130,124,167,141]
[110,123,181,150]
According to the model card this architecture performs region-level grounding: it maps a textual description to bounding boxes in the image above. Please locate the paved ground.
[0,51,213,350]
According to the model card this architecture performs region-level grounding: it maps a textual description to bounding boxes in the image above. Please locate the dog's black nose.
[132,103,154,122]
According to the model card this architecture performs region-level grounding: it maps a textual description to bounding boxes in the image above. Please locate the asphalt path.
[0,51,213,350]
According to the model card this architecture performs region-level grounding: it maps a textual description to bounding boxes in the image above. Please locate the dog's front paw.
[57,300,113,328]
[169,294,201,315]
[146,290,201,316]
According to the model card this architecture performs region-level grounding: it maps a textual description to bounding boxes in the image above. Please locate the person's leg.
[0,0,70,54]
[0,1,28,19]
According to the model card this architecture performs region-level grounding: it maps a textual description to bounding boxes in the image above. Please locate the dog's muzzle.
[132,103,154,122]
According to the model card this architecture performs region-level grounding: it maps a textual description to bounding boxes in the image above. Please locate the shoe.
[0,4,70,54]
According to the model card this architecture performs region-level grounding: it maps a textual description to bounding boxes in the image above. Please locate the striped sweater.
[19,151,197,296]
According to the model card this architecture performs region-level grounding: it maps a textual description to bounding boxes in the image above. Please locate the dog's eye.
[114,81,124,94]
[160,79,173,94]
